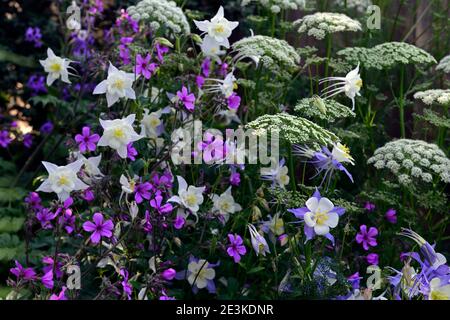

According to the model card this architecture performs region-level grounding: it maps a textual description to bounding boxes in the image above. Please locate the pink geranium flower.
[83,212,114,244]
[135,53,157,79]
[177,86,196,111]
[356,225,378,251]
[74,126,100,153]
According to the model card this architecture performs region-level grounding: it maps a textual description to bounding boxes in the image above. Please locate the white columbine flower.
[204,73,237,98]
[429,277,450,300]
[194,6,238,48]
[304,195,339,236]
[200,36,226,61]
[39,48,72,86]
[75,153,103,180]
[168,176,206,215]
[320,64,363,110]
[93,62,136,107]
[187,259,215,289]
[248,224,270,257]
[211,187,242,221]
[36,160,88,201]
[140,109,164,139]
[97,114,142,158]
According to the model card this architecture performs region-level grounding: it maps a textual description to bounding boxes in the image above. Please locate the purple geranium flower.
[227,93,241,110]
[162,268,176,281]
[50,287,67,300]
[288,188,345,245]
[25,27,42,48]
[25,192,42,211]
[366,253,379,265]
[40,121,54,135]
[23,133,33,148]
[229,170,241,186]
[201,58,211,77]
[83,212,114,244]
[75,126,100,153]
[226,233,246,263]
[135,53,158,79]
[196,75,205,89]
[177,86,196,112]
[127,142,138,161]
[41,270,54,289]
[385,208,397,224]
[36,208,56,229]
[10,260,36,281]
[0,130,12,148]
[134,181,153,204]
[150,195,173,215]
[120,269,132,300]
[27,75,47,95]
[364,202,376,211]
[356,225,378,250]
[156,43,169,62]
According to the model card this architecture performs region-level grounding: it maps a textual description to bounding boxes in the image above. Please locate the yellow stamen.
[49,63,62,73]
[315,210,329,225]
[355,79,363,88]
[113,128,125,139]
[214,25,225,33]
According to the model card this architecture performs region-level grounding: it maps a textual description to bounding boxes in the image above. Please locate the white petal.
[36,179,52,193]
[317,197,334,213]
[304,212,316,227]
[42,161,58,174]
[314,224,330,235]
[93,80,107,94]
[106,93,120,107]
[305,197,319,212]
[125,114,136,126]
[176,176,188,192]
[325,212,339,228]
[116,145,128,158]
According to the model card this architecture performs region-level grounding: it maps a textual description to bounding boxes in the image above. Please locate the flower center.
[185,193,197,207]
[315,210,329,225]
[430,290,448,300]
[58,175,70,186]
[49,62,62,73]
[113,78,125,90]
[214,24,225,34]
[220,201,230,211]
[113,128,125,139]
[355,79,363,88]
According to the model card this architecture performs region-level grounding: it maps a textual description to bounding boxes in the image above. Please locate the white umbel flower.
[320,64,363,110]
[36,160,88,201]
[93,62,136,107]
[97,114,142,158]
[414,89,450,106]
[39,48,73,86]
[194,6,238,48]
[211,187,242,221]
[437,54,450,74]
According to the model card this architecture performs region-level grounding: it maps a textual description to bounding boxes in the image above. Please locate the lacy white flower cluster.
[368,139,450,185]
[337,42,436,70]
[436,54,450,73]
[294,97,355,122]
[414,109,450,129]
[241,0,306,13]
[232,35,300,73]
[414,89,450,106]
[246,113,338,148]
[127,0,190,36]
[293,12,361,40]
[333,0,373,13]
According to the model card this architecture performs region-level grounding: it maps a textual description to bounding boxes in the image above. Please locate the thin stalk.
[399,66,406,138]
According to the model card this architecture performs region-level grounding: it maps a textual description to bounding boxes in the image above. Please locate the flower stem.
[399,65,406,138]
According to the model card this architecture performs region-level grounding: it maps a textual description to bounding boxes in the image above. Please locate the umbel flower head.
[337,42,437,70]
[39,48,73,86]
[288,189,345,245]
[98,114,142,158]
[232,35,300,74]
[93,62,136,107]
[245,113,339,149]
[294,96,356,123]
[333,0,373,13]
[414,89,450,106]
[194,6,238,48]
[436,54,450,73]
[127,0,190,36]
[319,64,363,110]
[241,0,306,12]
[368,139,450,185]
[293,12,361,40]
[36,160,89,201]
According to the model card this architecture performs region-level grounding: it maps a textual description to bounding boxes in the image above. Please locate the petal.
[305,197,319,212]
[325,212,339,228]
[304,212,316,227]
[92,212,104,225]
[83,221,97,232]
[314,224,330,236]
[42,161,58,173]
[317,197,334,213]
[93,80,107,94]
